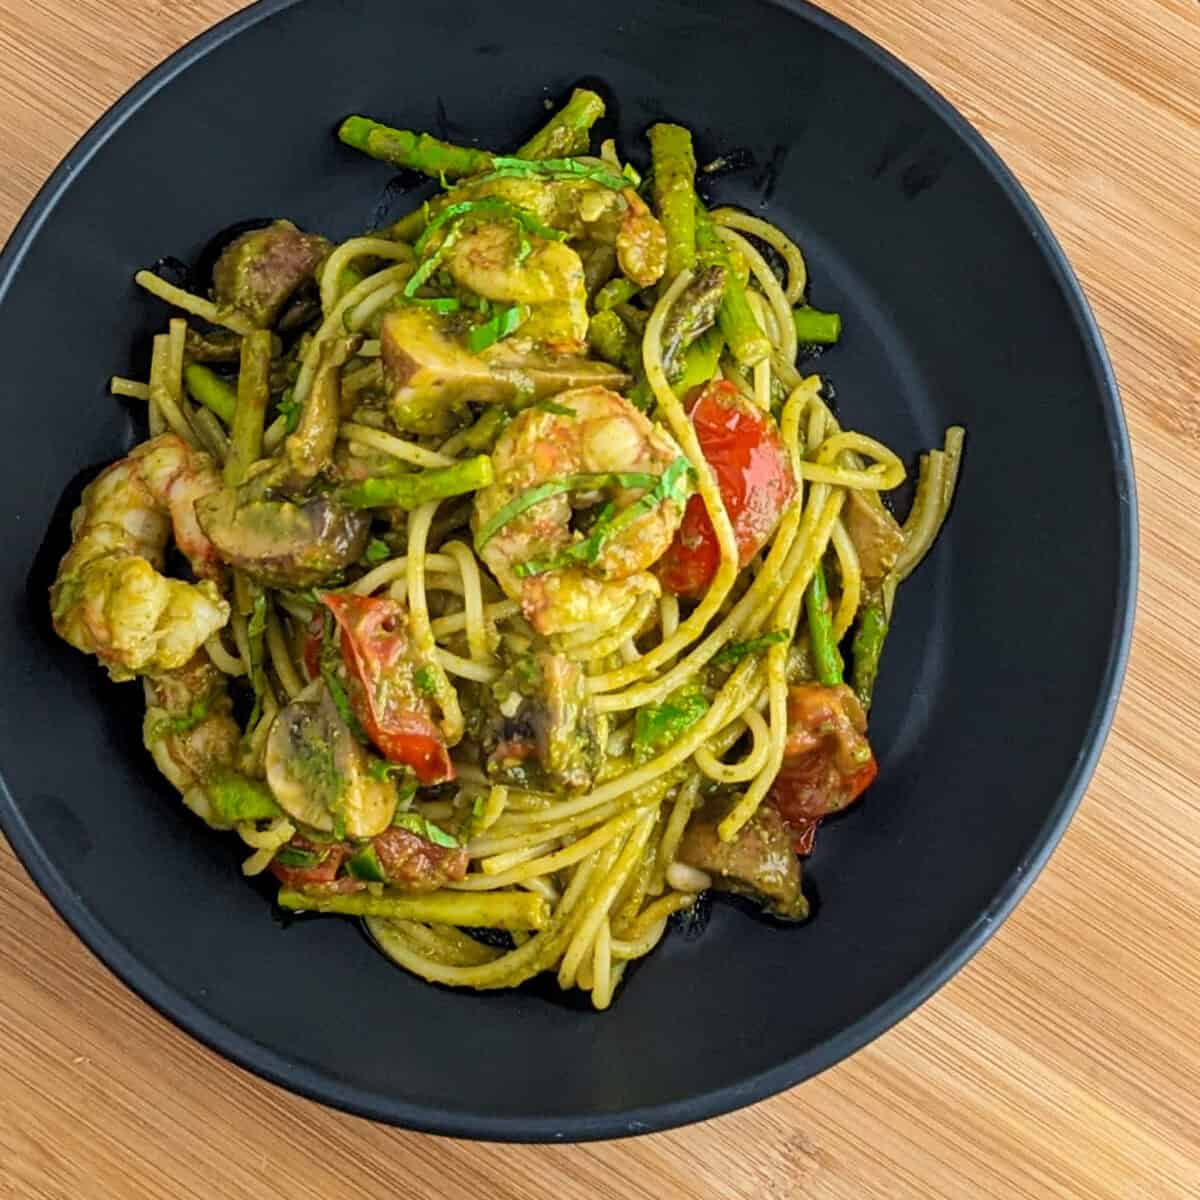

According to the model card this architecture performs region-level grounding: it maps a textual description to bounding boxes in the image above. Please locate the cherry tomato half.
[657,380,795,598]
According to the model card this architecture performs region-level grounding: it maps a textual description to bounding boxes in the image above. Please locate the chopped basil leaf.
[632,690,710,763]
[365,538,391,564]
[274,846,323,869]
[476,156,628,191]
[711,630,791,667]
[534,399,575,416]
[392,811,459,848]
[467,303,529,354]
[515,455,693,578]
[414,665,438,695]
[248,591,267,639]
[367,758,408,783]
[276,388,301,434]
[474,469,659,551]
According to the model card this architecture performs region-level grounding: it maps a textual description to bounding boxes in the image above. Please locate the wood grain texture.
[0,1,1196,1196]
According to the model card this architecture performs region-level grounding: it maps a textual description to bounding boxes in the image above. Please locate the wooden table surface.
[1,1,1197,1196]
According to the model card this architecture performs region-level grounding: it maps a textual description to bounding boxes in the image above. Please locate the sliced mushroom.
[212,219,331,328]
[677,796,808,920]
[195,486,369,589]
[265,687,397,838]
[381,307,630,434]
[842,491,905,581]
[478,649,603,794]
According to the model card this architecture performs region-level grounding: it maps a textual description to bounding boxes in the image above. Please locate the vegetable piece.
[659,264,725,378]
[381,307,629,433]
[346,844,388,883]
[677,795,807,920]
[416,199,563,253]
[338,455,493,510]
[469,156,628,191]
[672,327,724,396]
[457,406,509,452]
[374,822,469,890]
[657,381,795,598]
[212,220,330,328]
[196,488,370,588]
[769,684,877,854]
[319,592,454,785]
[467,303,530,353]
[278,886,551,931]
[710,629,790,668]
[648,123,699,282]
[805,560,843,686]
[182,363,236,425]
[206,773,281,823]
[594,277,640,312]
[514,455,692,577]
[283,335,361,490]
[269,836,351,889]
[225,330,273,486]
[481,649,603,793]
[792,305,842,345]
[338,116,494,179]
[473,469,659,551]
[633,687,710,763]
[695,206,771,366]
[516,87,606,160]
[587,309,640,371]
[850,598,888,709]
[842,490,905,581]
[265,685,398,837]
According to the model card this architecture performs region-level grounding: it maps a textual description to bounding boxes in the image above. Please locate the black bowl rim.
[0,0,1137,1142]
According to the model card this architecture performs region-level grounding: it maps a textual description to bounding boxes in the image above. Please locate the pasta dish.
[50,89,962,1009]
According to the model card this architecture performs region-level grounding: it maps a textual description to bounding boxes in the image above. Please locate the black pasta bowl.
[0,0,1135,1140]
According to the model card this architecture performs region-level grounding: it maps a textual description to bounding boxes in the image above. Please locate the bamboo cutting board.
[1,2,1197,1196]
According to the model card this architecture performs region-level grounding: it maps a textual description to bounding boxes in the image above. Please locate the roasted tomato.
[319,592,453,785]
[268,835,358,891]
[373,825,469,892]
[769,684,877,854]
[657,380,795,598]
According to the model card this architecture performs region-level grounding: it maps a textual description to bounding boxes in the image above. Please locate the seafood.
[51,433,229,680]
[472,386,690,636]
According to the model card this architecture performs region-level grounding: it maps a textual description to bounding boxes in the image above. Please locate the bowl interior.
[0,0,1132,1139]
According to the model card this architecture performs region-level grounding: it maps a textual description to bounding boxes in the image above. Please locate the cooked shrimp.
[51,433,230,680]
[615,188,668,287]
[443,221,589,351]
[142,654,240,794]
[449,176,666,287]
[472,386,689,636]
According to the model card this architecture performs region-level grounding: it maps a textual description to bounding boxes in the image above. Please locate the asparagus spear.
[648,123,699,281]
[517,87,606,159]
[793,305,842,345]
[594,276,641,312]
[339,455,494,510]
[182,363,236,425]
[851,597,888,708]
[588,309,640,372]
[225,330,272,486]
[278,886,550,931]
[338,116,494,179]
[806,560,844,687]
[695,205,771,366]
